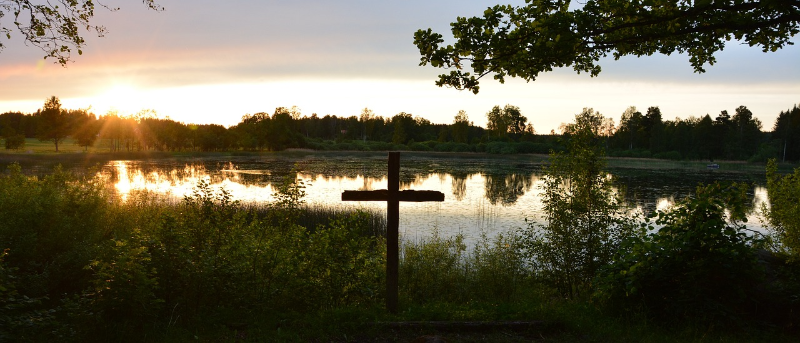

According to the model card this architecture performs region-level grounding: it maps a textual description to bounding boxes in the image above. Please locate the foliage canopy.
[414,0,800,93]
[1,1,162,65]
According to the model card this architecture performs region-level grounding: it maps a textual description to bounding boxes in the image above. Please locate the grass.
[154,297,798,342]
[1,137,93,153]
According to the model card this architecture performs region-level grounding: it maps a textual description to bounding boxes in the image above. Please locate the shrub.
[467,232,528,301]
[764,159,800,258]
[653,150,682,160]
[596,182,766,325]
[367,141,395,151]
[408,142,431,151]
[748,143,780,163]
[0,164,110,298]
[401,233,468,303]
[485,141,517,154]
[4,135,25,150]
[85,237,163,323]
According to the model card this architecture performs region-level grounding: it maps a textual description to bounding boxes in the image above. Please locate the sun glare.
[92,84,145,116]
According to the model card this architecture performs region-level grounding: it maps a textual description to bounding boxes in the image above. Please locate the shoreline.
[0,149,794,173]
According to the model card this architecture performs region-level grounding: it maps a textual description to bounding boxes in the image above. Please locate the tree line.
[2,96,799,162]
[606,105,800,162]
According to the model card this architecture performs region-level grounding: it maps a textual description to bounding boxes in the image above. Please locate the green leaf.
[695,0,712,7]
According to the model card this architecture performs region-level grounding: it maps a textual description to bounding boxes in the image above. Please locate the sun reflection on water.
[100,158,770,242]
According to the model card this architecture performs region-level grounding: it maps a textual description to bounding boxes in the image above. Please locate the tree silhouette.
[36,96,70,152]
[1,1,162,65]
[415,0,799,93]
[486,105,526,140]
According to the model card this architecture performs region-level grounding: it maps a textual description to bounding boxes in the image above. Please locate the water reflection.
[642,186,769,230]
[451,172,469,201]
[484,172,538,206]
[96,155,770,240]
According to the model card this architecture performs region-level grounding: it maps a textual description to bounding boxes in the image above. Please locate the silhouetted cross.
[341,152,444,313]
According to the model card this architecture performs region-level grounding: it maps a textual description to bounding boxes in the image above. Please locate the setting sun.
[91,83,146,116]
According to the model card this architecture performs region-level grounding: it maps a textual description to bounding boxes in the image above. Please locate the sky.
[1,0,798,133]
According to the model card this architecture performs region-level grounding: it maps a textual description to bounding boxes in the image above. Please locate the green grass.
[0,137,103,153]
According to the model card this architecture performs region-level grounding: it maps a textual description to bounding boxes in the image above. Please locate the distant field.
[0,138,105,154]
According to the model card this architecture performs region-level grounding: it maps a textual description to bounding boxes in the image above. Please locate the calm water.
[78,152,770,243]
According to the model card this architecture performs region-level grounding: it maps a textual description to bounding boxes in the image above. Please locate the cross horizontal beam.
[341,190,445,202]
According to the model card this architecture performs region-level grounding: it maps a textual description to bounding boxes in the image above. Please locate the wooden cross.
[341,152,444,313]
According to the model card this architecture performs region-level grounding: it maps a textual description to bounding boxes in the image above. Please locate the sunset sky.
[1,0,798,133]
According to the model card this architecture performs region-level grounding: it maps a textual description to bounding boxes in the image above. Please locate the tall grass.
[400,231,530,305]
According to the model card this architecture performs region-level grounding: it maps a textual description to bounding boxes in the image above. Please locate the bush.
[467,232,528,301]
[408,142,432,151]
[333,142,356,151]
[367,141,395,151]
[4,134,25,150]
[485,141,517,154]
[764,159,800,258]
[0,164,110,298]
[516,141,551,154]
[747,143,780,163]
[653,150,682,160]
[596,182,766,325]
[433,142,473,152]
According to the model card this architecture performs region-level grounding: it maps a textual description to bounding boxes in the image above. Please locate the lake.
[8,151,772,243]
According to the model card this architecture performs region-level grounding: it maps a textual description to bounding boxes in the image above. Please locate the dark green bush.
[433,142,473,152]
[653,150,682,160]
[0,164,110,298]
[748,143,780,163]
[595,182,766,325]
[408,142,432,151]
[4,134,25,150]
[367,141,395,151]
[485,141,517,154]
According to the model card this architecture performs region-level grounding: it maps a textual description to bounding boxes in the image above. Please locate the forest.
[3,96,800,162]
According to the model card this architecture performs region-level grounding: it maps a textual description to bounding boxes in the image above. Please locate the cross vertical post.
[386,152,400,313]
[341,152,444,313]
